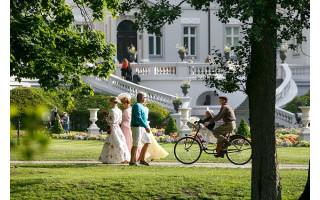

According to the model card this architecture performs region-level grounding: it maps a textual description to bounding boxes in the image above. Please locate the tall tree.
[10,0,120,108]
[116,0,309,199]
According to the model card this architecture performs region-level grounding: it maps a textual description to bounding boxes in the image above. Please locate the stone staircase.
[234,79,283,126]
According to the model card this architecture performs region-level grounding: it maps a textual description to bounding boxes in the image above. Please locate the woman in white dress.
[98,96,130,164]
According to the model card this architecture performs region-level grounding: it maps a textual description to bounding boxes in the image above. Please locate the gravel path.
[10,161,308,169]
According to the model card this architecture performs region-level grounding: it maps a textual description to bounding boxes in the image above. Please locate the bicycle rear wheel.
[174,137,202,164]
[226,137,252,165]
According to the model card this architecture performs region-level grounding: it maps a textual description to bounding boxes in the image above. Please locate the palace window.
[225,27,240,55]
[149,33,162,56]
[183,27,196,56]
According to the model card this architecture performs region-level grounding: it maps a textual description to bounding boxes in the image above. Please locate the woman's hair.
[120,97,131,105]
[122,58,128,63]
[109,96,120,104]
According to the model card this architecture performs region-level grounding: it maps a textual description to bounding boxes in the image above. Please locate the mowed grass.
[10,164,308,200]
[10,139,310,165]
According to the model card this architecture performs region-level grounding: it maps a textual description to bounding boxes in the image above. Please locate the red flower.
[103,110,108,115]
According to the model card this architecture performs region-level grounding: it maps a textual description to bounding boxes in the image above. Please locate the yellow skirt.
[142,134,169,160]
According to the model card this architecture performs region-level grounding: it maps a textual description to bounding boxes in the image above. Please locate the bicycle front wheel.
[174,137,202,164]
[226,137,252,165]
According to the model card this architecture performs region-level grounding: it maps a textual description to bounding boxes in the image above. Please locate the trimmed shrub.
[146,102,170,128]
[52,118,64,134]
[165,116,179,135]
[236,118,250,138]
[10,87,170,131]
[285,90,310,113]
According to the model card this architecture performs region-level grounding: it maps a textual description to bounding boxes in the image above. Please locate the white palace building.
[11,0,310,129]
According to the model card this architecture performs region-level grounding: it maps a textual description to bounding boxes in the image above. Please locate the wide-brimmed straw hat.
[109,96,121,103]
[118,93,131,102]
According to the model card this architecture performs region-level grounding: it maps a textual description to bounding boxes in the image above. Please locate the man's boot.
[214,143,224,158]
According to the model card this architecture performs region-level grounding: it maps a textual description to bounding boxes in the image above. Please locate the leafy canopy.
[10,0,120,108]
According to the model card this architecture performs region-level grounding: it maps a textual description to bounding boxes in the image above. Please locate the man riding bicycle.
[204,96,236,158]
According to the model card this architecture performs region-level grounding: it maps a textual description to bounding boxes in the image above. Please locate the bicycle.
[174,121,252,165]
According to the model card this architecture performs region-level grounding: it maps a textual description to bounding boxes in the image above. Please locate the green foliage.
[236,118,251,138]
[10,87,170,131]
[146,102,170,128]
[285,90,310,113]
[10,105,51,160]
[10,0,119,107]
[52,118,64,134]
[165,116,179,135]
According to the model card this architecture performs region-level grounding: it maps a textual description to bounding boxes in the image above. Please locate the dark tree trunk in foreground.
[247,1,281,199]
[299,161,310,200]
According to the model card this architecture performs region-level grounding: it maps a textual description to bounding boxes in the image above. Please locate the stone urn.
[280,52,287,63]
[178,52,186,62]
[181,85,190,97]
[173,102,182,113]
[128,53,137,63]
[87,108,100,136]
[298,106,310,141]
[224,52,230,61]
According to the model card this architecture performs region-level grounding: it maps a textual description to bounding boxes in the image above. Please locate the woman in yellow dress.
[140,103,169,161]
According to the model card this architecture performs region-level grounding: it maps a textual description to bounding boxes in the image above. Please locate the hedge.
[285,90,310,113]
[10,87,170,131]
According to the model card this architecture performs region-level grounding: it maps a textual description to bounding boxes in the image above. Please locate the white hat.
[207,110,214,118]
[118,93,131,102]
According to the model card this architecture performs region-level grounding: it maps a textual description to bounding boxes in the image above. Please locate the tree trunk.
[247,1,281,199]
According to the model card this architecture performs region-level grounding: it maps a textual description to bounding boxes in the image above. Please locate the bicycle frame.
[185,124,217,155]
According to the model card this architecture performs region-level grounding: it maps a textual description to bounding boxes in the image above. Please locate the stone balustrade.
[288,64,310,82]
[82,75,176,111]
[275,107,296,127]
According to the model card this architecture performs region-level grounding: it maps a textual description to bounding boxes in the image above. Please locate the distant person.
[204,55,213,64]
[61,112,70,134]
[121,58,128,79]
[126,62,132,81]
[188,56,194,63]
[132,71,141,85]
[50,107,60,129]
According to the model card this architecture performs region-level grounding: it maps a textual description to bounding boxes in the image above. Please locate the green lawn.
[10,139,310,165]
[10,164,307,200]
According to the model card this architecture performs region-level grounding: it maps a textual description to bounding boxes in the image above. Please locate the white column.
[110,18,117,62]
[140,29,150,63]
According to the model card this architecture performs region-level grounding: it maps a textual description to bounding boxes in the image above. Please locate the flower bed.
[51,133,107,141]
[49,128,310,147]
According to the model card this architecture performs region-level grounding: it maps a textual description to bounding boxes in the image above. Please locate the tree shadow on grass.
[10,179,43,194]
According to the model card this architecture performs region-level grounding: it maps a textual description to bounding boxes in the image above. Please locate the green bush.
[146,102,170,128]
[52,118,64,134]
[236,118,250,138]
[285,90,310,113]
[165,116,179,135]
[10,87,170,131]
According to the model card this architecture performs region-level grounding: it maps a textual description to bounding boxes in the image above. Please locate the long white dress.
[98,106,130,164]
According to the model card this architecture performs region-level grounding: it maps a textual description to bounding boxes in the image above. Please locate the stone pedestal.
[298,106,310,141]
[178,96,192,138]
[87,108,100,136]
[171,113,182,128]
